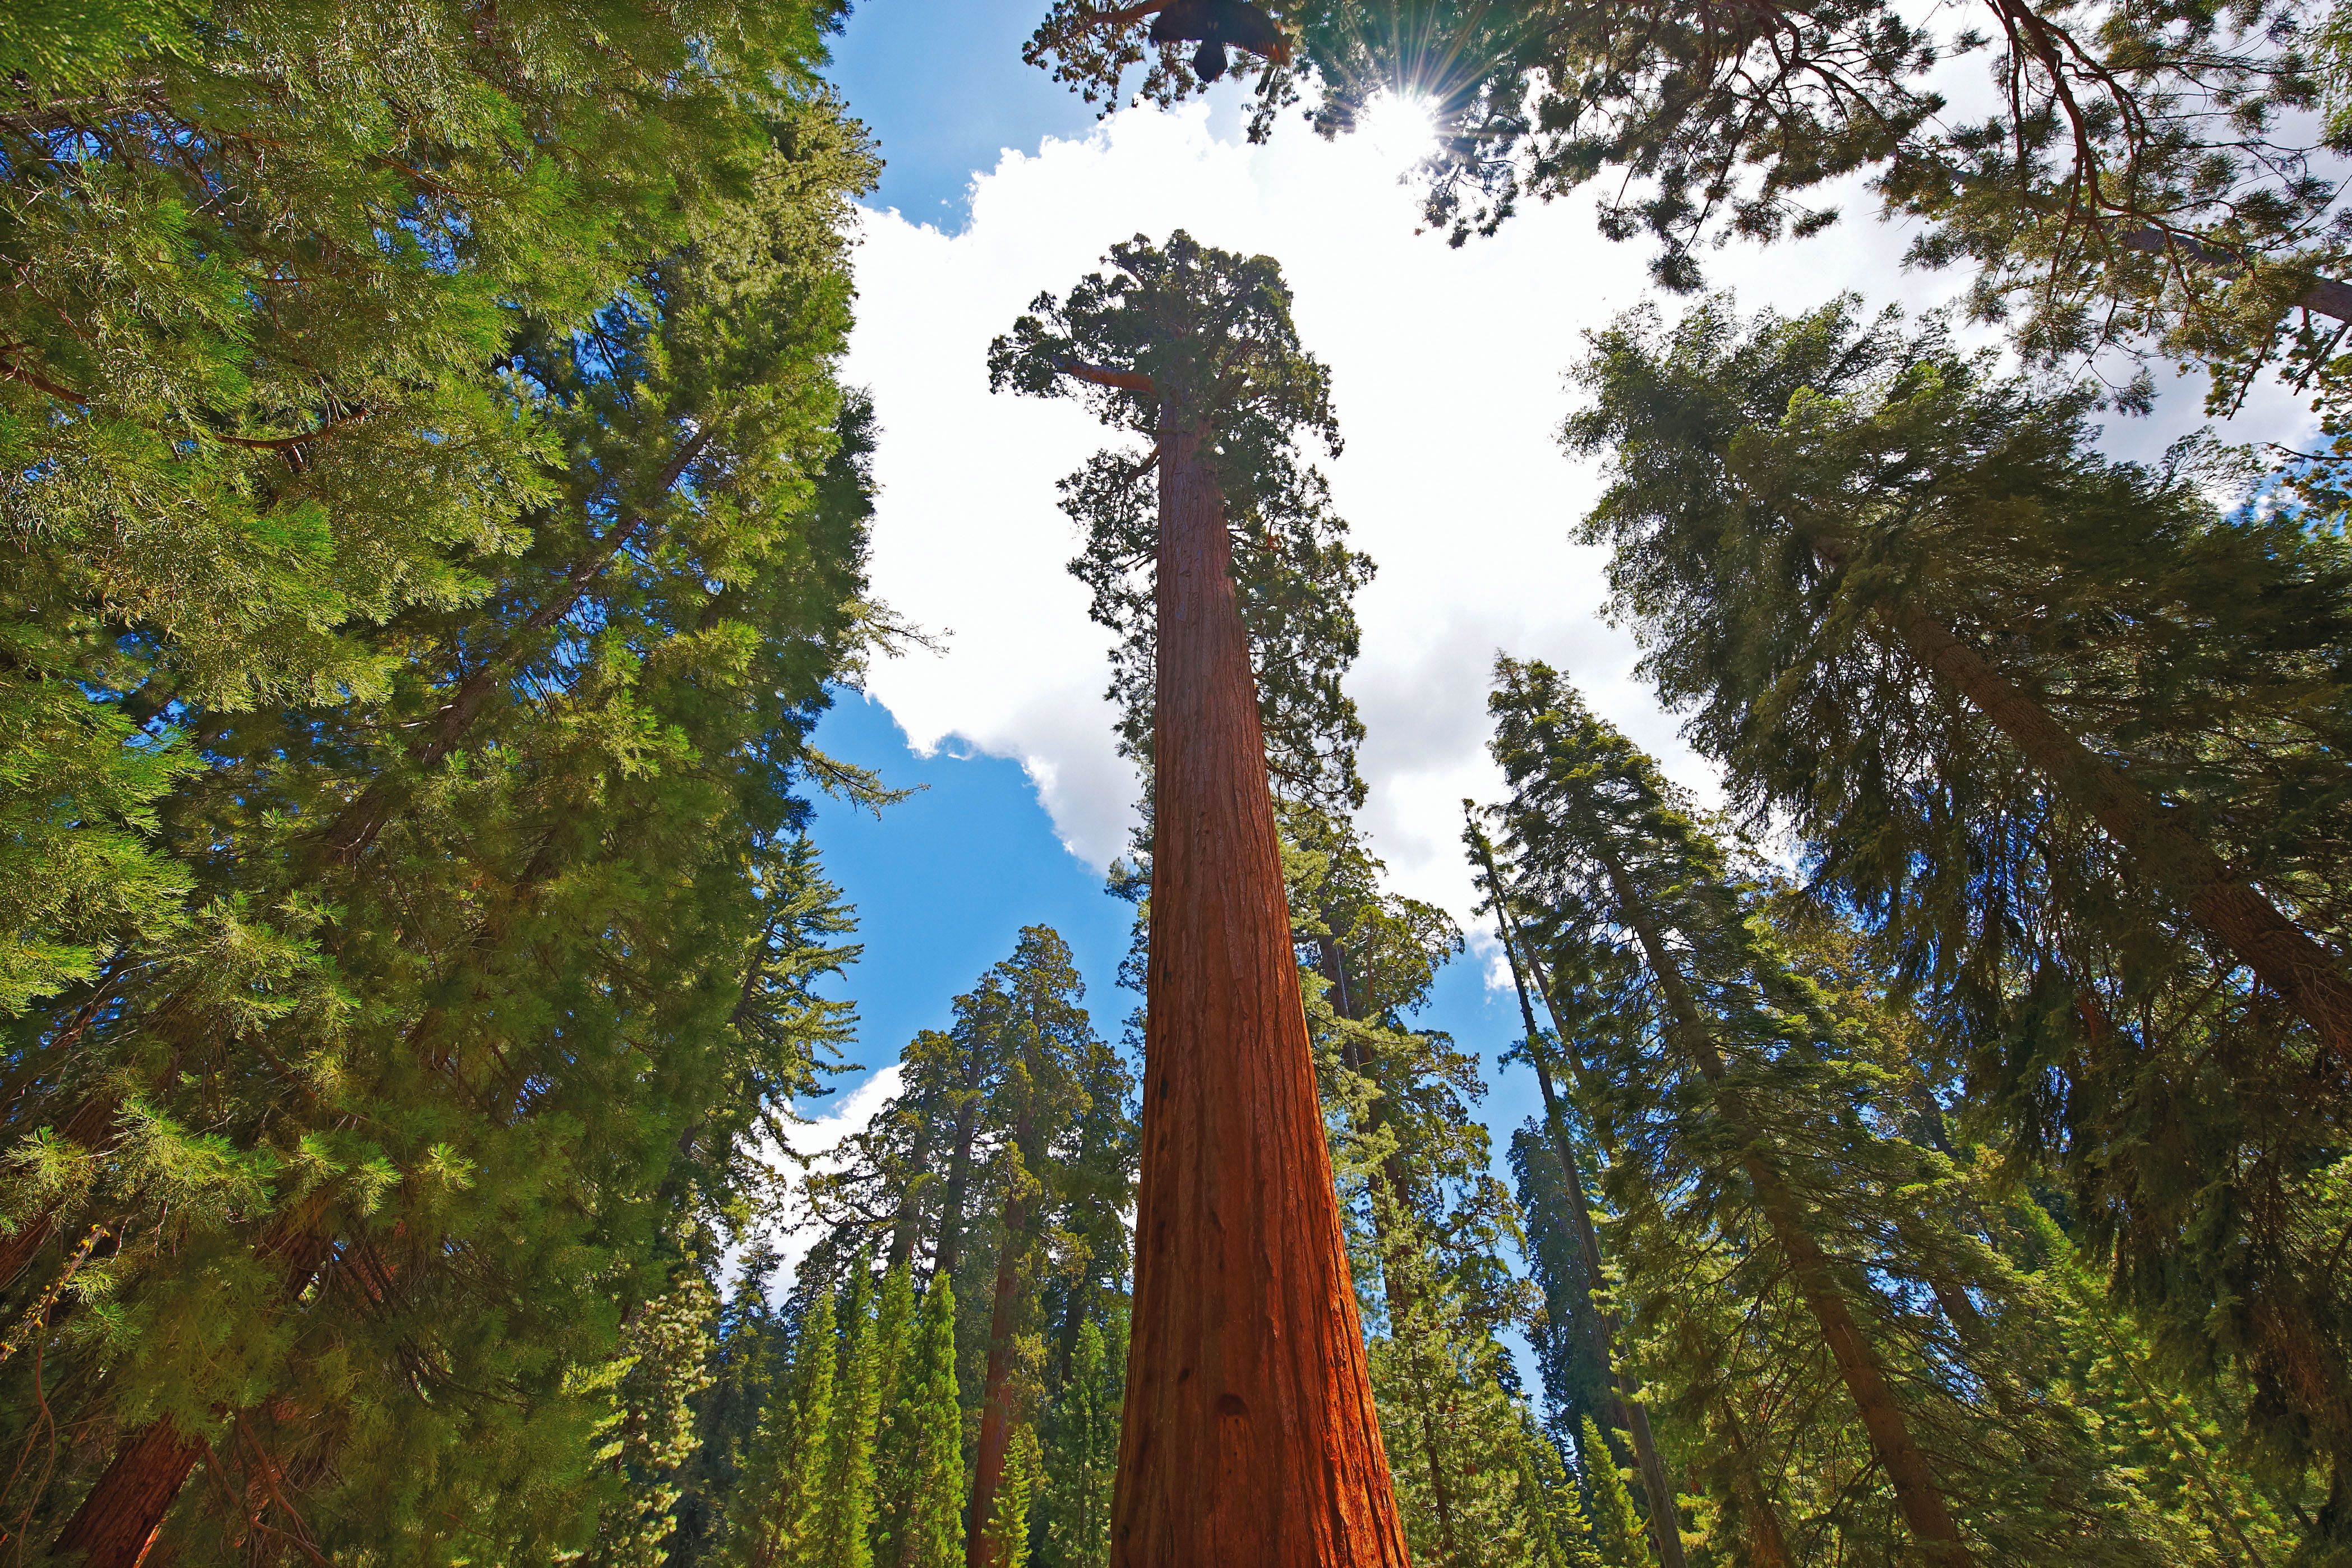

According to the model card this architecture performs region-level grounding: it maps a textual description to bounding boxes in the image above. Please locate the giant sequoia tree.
[990,233,1407,1567]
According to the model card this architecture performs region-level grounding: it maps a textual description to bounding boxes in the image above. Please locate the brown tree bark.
[1110,419,1409,1568]
[1715,1397,1794,1568]
[51,1418,209,1568]
[969,1117,1038,1568]
[0,1090,117,1290]
[1592,847,1972,1567]
[1479,889,1690,1568]
[930,1041,990,1289]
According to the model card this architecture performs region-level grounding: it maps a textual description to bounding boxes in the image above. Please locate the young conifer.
[814,1265,883,1568]
[897,1278,967,1568]
[1039,1311,1122,1568]
[1578,1418,1657,1568]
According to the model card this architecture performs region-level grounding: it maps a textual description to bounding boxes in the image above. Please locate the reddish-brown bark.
[0,1090,117,1289]
[969,1173,1033,1567]
[1110,421,1408,1567]
[51,1418,209,1568]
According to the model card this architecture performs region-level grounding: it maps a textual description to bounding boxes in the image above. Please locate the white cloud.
[845,96,2311,931]
[751,1060,907,1295]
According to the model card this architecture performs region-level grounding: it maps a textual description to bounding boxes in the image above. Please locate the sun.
[1357,89,1439,170]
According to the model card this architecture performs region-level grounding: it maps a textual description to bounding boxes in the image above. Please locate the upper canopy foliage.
[1026,0,2344,381]
[993,232,1369,816]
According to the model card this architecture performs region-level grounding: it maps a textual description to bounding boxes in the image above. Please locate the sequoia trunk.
[52,1419,207,1568]
[968,1183,1031,1568]
[1110,420,1408,1567]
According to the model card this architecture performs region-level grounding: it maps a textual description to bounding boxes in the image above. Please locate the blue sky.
[793,0,2290,1232]
[799,0,1549,1177]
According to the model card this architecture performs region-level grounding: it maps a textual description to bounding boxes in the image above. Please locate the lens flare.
[1358,90,1438,170]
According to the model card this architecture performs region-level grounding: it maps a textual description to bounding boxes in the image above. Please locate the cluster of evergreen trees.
[0,2,896,1561]
[11,0,2352,1565]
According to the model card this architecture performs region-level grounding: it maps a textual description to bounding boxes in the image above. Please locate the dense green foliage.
[10,3,2349,1565]
[1027,0,2341,384]
[1483,656,2319,1564]
[0,2,889,1561]
[1564,294,2352,1548]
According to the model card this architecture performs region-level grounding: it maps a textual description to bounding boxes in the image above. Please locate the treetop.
[987,230,1340,463]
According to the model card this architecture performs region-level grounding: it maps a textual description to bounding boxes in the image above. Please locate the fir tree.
[1564,296,2352,1540]
[1486,656,2263,1566]
[984,1424,1043,1568]
[589,1257,722,1568]
[814,1264,883,1568]
[1521,1419,1606,1568]
[1037,1311,1123,1568]
[1579,1417,1657,1568]
[731,1287,840,1568]
[0,25,883,1558]
[894,1278,968,1568]
[867,1257,920,1551]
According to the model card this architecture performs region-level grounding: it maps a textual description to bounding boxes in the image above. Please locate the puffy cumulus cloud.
[843,96,2304,926]
[748,1061,909,1295]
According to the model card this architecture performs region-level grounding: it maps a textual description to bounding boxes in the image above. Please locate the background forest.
[4,0,2351,1565]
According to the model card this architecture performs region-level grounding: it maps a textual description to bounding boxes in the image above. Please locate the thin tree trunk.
[1317,937,1460,1565]
[0,1090,117,1289]
[1481,893,1689,1568]
[1715,1396,1793,1568]
[1592,847,1972,1567]
[1871,595,2352,1058]
[931,1046,990,1288]
[318,427,712,861]
[969,1180,1031,1568]
[1110,418,1408,1567]
[51,1419,208,1567]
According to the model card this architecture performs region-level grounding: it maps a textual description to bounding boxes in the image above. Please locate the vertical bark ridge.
[51,1418,209,1568]
[969,1179,1031,1568]
[1110,421,1409,1568]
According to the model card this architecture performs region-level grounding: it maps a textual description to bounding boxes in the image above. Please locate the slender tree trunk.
[969,1180,1031,1568]
[52,1419,209,1568]
[1482,899,1689,1568]
[1110,419,1408,1568]
[931,1050,989,1287]
[1592,848,1972,1568]
[318,427,712,861]
[1870,594,2352,1059]
[1317,937,1460,1565]
[0,1090,117,1289]
[1715,1396,1793,1568]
